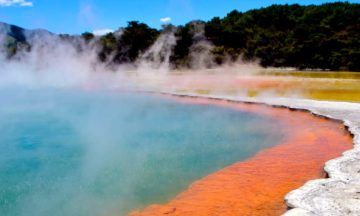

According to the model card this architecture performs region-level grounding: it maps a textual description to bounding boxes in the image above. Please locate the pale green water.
[0,89,283,216]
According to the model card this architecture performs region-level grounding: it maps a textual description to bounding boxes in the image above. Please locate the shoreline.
[130,92,355,215]
[170,93,360,215]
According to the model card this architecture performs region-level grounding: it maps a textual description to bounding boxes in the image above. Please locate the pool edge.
[136,91,360,215]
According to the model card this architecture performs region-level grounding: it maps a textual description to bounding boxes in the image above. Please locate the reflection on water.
[0,89,283,216]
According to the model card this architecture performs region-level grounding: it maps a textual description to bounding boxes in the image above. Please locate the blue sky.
[0,0,359,34]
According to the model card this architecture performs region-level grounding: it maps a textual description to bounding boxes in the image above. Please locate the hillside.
[1,2,359,71]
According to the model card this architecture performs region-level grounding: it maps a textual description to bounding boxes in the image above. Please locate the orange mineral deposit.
[130,96,353,216]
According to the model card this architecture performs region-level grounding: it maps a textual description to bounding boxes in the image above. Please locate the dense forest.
[2,2,360,71]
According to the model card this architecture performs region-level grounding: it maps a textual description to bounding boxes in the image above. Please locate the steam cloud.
[188,22,215,70]
[0,23,261,92]
[137,28,177,74]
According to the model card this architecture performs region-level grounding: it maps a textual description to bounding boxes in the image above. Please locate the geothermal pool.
[0,89,283,216]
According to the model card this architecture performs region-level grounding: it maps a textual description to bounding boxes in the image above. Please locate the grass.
[174,71,360,103]
[305,90,360,102]
[258,70,360,79]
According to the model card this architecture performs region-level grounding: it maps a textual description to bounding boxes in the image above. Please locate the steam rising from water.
[137,28,177,75]
[0,32,114,88]
[0,24,261,91]
[189,22,216,70]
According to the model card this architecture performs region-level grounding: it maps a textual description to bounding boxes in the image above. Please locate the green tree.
[81,32,95,43]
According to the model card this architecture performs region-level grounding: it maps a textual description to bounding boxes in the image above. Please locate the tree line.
[81,2,359,71]
[3,2,359,71]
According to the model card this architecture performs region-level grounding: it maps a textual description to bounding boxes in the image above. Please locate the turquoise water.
[0,89,283,216]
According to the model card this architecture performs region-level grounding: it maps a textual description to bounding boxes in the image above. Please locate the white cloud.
[160,17,171,23]
[0,0,33,7]
[92,29,114,36]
